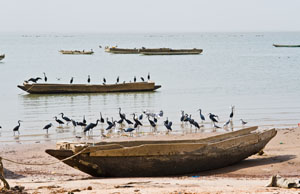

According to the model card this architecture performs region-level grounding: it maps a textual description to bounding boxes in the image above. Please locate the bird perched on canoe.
[223,119,231,128]
[229,105,235,120]
[28,77,42,83]
[43,72,47,82]
[116,76,119,84]
[103,77,106,85]
[87,75,91,83]
[13,120,22,136]
[240,119,248,125]
[134,76,137,82]
[147,72,150,81]
[70,77,74,84]
[140,77,145,82]
[43,123,52,134]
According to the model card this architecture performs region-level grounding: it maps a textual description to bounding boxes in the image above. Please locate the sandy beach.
[1,127,300,194]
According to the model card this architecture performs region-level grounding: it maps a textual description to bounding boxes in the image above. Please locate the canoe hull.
[273,44,300,48]
[46,128,276,177]
[17,82,161,94]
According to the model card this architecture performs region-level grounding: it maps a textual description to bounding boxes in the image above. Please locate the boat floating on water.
[46,126,276,177]
[105,47,203,55]
[273,44,300,48]
[59,50,94,55]
[0,54,5,61]
[17,81,161,94]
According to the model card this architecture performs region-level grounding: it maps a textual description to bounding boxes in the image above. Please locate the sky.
[1,0,300,33]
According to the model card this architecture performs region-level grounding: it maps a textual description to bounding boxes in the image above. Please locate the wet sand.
[1,127,300,193]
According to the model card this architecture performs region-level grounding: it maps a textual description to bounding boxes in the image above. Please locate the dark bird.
[124,127,135,133]
[84,120,100,133]
[43,72,47,82]
[134,76,136,82]
[208,113,218,123]
[60,113,71,125]
[70,77,74,84]
[43,123,52,134]
[76,122,87,128]
[153,117,158,123]
[103,77,106,84]
[180,111,185,123]
[125,118,133,125]
[132,113,142,127]
[117,118,124,125]
[240,119,248,125]
[164,117,169,126]
[116,76,119,84]
[147,72,150,81]
[13,120,22,135]
[118,108,126,120]
[223,119,230,127]
[71,120,77,128]
[0,126,2,129]
[106,121,116,131]
[87,75,90,83]
[229,105,235,120]
[164,119,172,132]
[213,123,221,129]
[157,110,163,117]
[28,77,42,83]
[138,114,143,120]
[198,109,205,122]
[140,77,145,82]
[54,116,64,127]
[99,112,105,123]
[148,116,156,130]
[106,118,112,126]
[83,115,86,124]
[193,121,200,129]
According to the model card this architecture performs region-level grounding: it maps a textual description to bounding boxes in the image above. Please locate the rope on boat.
[24,83,35,93]
[0,146,90,166]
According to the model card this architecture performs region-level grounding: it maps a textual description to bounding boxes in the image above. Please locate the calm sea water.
[0,32,300,143]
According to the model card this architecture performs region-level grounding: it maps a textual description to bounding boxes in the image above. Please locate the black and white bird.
[87,75,91,83]
[103,77,106,85]
[147,72,150,81]
[13,120,22,136]
[140,77,145,82]
[43,123,53,134]
[134,76,136,82]
[83,115,87,124]
[116,76,119,84]
[70,77,74,84]
[223,119,231,128]
[43,72,47,82]
[208,113,219,123]
[99,112,105,124]
[71,119,77,129]
[54,116,64,127]
[229,105,235,120]
[240,119,248,125]
[28,77,42,83]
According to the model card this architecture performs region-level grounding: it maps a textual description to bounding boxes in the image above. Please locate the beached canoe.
[45,126,276,177]
[59,50,94,55]
[17,82,161,94]
[140,48,203,55]
[0,54,5,61]
[105,47,140,54]
[273,44,300,48]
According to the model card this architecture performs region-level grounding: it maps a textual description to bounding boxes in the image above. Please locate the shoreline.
[1,127,300,193]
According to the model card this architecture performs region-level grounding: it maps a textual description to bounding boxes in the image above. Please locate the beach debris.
[0,158,10,190]
[266,174,300,188]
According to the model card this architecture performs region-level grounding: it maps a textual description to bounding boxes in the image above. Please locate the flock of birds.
[25,72,152,85]
[0,106,249,137]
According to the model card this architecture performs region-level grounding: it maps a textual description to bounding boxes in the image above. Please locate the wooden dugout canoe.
[140,48,203,55]
[17,82,161,94]
[45,126,277,177]
[59,50,94,55]
[273,44,300,48]
[105,47,140,54]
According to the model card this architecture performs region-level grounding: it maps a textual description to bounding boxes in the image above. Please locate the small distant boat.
[105,47,203,55]
[140,48,203,55]
[17,82,161,94]
[0,54,5,61]
[45,126,276,177]
[59,50,94,55]
[273,44,300,48]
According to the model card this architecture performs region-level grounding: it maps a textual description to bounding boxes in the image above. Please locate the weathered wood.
[59,50,94,54]
[105,47,203,55]
[273,44,300,48]
[17,82,161,94]
[45,128,276,177]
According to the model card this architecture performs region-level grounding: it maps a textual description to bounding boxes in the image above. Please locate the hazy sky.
[1,0,300,33]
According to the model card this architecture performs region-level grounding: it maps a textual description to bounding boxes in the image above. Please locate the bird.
[147,72,150,81]
[134,76,136,82]
[70,77,74,84]
[106,121,116,131]
[180,111,185,123]
[71,120,77,129]
[125,118,133,125]
[83,115,86,124]
[43,123,52,134]
[229,106,235,120]
[153,117,158,123]
[116,76,119,84]
[54,116,64,127]
[84,120,100,133]
[208,113,218,123]
[0,126,2,129]
[99,112,105,124]
[157,110,163,118]
[103,77,106,85]
[106,118,112,126]
[193,121,201,130]
[140,77,145,82]
[132,113,143,127]
[138,114,143,120]
[198,109,205,122]
[59,113,71,125]
[148,116,156,131]
[28,77,42,83]
[118,108,126,120]
[43,72,47,82]
[13,120,22,135]
[223,119,230,128]
[164,118,172,132]
[76,122,87,128]
[240,119,248,125]
[124,127,136,136]
[87,75,90,83]
[213,123,221,129]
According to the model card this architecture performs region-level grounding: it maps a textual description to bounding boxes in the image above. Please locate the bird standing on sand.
[28,77,42,83]
[87,75,90,83]
[43,123,52,134]
[240,119,248,125]
[13,120,22,136]
[43,72,47,82]
[70,77,73,84]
